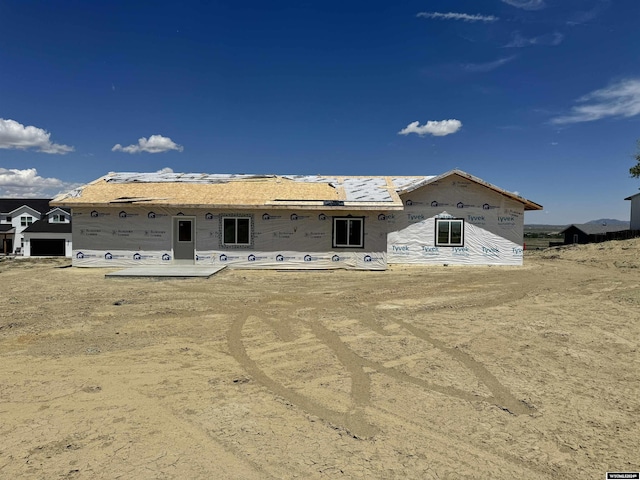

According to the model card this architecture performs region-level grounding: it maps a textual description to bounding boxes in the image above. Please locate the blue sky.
[1,0,639,224]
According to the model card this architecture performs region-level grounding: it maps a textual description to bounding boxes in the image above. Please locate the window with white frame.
[222,217,251,246]
[435,218,464,247]
[20,216,33,227]
[333,217,364,248]
[50,214,66,223]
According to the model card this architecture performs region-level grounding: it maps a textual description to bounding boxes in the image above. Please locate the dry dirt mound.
[535,237,640,269]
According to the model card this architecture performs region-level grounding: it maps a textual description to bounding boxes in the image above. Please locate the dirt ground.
[1,240,639,480]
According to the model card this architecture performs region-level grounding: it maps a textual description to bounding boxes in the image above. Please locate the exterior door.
[173,217,195,262]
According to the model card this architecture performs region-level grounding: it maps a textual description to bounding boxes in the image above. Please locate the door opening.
[172,217,195,262]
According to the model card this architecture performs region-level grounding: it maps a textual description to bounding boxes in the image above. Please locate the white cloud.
[501,0,545,10]
[398,119,462,137]
[112,135,184,154]
[505,31,563,48]
[416,12,498,23]
[0,168,62,188]
[0,168,79,198]
[551,78,640,124]
[156,167,174,173]
[567,0,611,26]
[0,118,74,154]
[462,55,517,73]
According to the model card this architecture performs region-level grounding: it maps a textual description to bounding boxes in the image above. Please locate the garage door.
[30,239,65,256]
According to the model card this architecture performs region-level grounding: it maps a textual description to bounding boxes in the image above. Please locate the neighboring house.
[22,208,72,257]
[625,192,640,230]
[50,169,542,270]
[0,199,52,255]
[560,223,630,245]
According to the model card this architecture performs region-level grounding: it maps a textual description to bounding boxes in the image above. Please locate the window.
[223,217,251,246]
[50,214,66,223]
[20,216,33,227]
[435,219,464,247]
[333,217,364,248]
[178,220,192,242]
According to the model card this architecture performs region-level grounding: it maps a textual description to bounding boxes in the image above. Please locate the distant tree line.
[631,140,640,178]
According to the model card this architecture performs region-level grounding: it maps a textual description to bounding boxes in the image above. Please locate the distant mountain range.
[525,219,630,230]
[585,218,630,227]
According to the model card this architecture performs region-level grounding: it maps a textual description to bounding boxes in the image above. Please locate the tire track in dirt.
[392,318,535,415]
[306,321,375,436]
[228,305,535,443]
[311,316,534,415]
[226,311,549,477]
[228,314,379,439]
[371,404,553,478]
[361,295,537,415]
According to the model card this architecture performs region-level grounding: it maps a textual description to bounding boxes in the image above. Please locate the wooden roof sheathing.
[51,172,405,210]
[51,170,542,211]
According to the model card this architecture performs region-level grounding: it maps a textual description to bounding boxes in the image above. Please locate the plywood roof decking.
[56,177,338,206]
[51,170,542,211]
[51,173,405,210]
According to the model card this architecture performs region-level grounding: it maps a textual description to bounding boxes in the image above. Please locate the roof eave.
[50,201,404,211]
[398,169,543,211]
[8,204,43,216]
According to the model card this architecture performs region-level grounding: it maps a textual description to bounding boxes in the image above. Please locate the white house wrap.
[388,175,528,265]
[70,207,388,269]
[51,170,541,270]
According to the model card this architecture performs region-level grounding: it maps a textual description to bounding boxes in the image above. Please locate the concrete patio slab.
[105,265,227,278]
